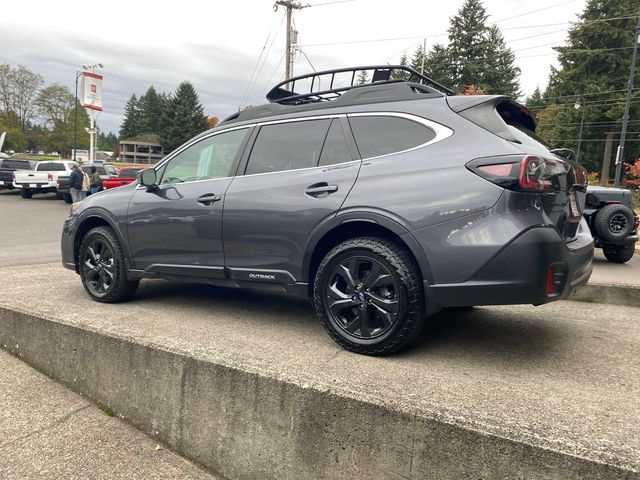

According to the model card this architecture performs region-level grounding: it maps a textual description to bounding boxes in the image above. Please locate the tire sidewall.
[79,228,126,300]
[596,205,634,241]
[315,244,411,348]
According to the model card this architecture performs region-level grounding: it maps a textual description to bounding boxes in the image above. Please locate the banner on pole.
[80,72,103,111]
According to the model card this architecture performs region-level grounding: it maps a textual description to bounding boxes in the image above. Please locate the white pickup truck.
[13,160,78,199]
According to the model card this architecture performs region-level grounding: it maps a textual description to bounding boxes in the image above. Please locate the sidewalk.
[0,349,217,480]
[569,249,640,307]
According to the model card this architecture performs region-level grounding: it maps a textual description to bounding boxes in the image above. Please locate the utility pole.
[614,15,640,186]
[274,0,306,80]
[420,38,426,76]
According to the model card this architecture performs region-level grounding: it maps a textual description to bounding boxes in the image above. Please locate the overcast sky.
[0,0,586,134]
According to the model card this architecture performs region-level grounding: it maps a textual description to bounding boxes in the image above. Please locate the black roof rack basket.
[266,65,455,105]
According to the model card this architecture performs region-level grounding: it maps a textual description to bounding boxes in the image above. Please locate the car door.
[127,127,250,276]
[223,116,360,282]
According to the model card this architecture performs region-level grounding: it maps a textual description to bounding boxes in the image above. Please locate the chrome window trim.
[347,111,454,161]
[148,111,453,185]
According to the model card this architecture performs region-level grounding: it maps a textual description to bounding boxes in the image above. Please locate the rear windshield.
[120,168,142,178]
[37,162,66,171]
[2,160,33,169]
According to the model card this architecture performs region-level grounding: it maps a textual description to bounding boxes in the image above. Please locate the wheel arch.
[303,213,434,296]
[73,212,131,273]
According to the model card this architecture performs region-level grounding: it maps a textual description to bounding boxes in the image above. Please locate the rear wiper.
[550,148,576,161]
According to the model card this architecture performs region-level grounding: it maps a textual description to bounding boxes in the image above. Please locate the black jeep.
[583,186,638,263]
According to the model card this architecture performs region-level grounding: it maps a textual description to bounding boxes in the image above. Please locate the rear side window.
[246,119,331,175]
[348,116,436,159]
[318,119,352,166]
[38,162,65,171]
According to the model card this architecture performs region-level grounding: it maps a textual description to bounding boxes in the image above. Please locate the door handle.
[305,183,338,198]
[197,193,222,206]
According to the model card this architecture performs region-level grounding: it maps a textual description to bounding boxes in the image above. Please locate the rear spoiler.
[447,95,538,141]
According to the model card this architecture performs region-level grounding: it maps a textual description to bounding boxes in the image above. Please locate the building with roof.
[118,134,163,164]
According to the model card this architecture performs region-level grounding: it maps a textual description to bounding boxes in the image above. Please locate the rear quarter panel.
[340,99,541,283]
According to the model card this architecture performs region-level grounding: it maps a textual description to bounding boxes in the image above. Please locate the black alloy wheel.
[325,256,400,340]
[609,213,628,234]
[79,226,139,302]
[82,237,116,297]
[314,237,426,355]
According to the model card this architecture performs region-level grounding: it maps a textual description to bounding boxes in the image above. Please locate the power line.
[490,0,579,24]
[240,15,284,108]
[245,13,286,106]
[308,0,355,6]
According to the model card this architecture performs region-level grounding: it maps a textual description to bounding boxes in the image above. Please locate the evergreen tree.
[447,0,490,92]
[424,44,454,88]
[159,82,208,153]
[98,131,118,151]
[355,70,370,86]
[119,94,142,140]
[139,86,163,135]
[542,0,639,173]
[410,43,425,74]
[392,53,410,79]
[482,26,521,98]
[525,86,546,112]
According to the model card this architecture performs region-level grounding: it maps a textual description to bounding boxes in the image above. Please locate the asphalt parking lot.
[0,190,69,267]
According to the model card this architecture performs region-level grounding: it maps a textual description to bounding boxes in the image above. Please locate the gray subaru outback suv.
[61,66,593,355]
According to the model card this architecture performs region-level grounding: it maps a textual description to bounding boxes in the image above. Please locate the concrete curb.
[0,306,637,480]
[570,283,640,308]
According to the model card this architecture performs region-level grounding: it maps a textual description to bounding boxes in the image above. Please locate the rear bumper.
[428,224,594,307]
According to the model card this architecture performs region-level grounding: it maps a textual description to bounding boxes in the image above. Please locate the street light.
[574,96,586,165]
[73,63,103,162]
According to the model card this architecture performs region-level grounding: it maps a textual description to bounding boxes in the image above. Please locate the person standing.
[81,167,90,199]
[69,164,83,203]
[89,166,103,195]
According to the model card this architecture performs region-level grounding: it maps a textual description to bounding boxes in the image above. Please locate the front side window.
[160,128,248,184]
[348,115,436,159]
[245,119,331,175]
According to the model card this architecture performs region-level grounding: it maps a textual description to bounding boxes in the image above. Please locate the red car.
[102,166,148,190]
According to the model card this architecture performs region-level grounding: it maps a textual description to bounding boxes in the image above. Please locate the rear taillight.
[12,172,16,182]
[467,155,567,192]
[634,215,639,231]
[48,172,53,181]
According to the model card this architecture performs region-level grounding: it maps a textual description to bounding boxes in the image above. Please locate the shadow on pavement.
[125,279,562,364]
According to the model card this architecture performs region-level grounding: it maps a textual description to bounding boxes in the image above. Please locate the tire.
[78,226,139,303]
[63,193,72,204]
[595,204,634,241]
[313,237,426,355]
[19,189,32,199]
[602,245,635,264]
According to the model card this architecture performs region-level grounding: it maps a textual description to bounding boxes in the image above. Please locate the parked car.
[582,186,638,263]
[14,160,77,198]
[103,166,147,190]
[61,65,593,355]
[0,158,37,190]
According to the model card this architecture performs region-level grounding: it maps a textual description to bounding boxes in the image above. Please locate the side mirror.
[139,169,157,190]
